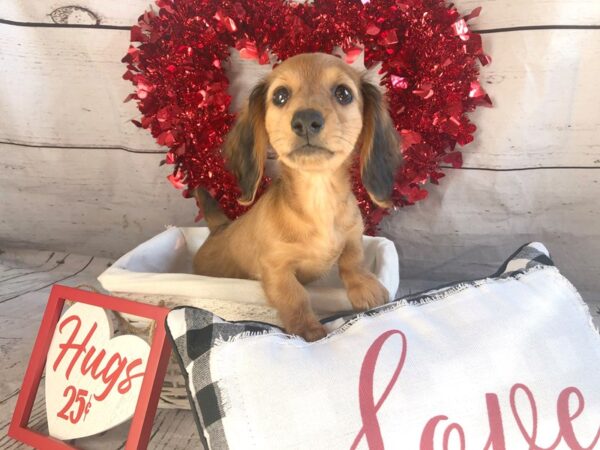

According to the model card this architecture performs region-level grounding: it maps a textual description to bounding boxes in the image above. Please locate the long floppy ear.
[358,79,401,208]
[223,81,269,205]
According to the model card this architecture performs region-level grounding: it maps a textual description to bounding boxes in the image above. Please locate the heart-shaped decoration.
[123,0,491,233]
[45,303,150,440]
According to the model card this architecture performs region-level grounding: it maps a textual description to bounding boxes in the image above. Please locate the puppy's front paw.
[346,273,390,311]
[287,318,327,342]
[300,322,327,342]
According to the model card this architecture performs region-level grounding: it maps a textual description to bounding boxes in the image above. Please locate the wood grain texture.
[0,1,146,27]
[0,15,599,294]
[465,29,600,168]
[0,144,196,259]
[380,167,600,302]
[1,143,599,298]
[0,25,159,152]
[1,24,599,166]
[1,0,599,28]
[458,0,600,28]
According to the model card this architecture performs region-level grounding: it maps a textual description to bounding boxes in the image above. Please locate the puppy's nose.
[291,109,324,136]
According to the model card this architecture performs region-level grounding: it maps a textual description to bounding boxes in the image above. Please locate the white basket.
[98,226,399,408]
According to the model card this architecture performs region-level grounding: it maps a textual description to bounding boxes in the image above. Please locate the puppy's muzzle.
[291,109,324,137]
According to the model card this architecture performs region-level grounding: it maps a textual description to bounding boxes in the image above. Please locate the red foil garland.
[123,0,491,234]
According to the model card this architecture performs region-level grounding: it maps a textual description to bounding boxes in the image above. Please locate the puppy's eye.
[334,85,353,105]
[272,87,290,106]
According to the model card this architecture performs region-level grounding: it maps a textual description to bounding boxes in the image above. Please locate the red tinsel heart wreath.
[122,0,491,234]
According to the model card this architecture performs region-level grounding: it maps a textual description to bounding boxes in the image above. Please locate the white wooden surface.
[463,30,600,168]
[0,2,600,446]
[1,0,599,297]
[1,24,599,163]
[1,0,599,28]
[0,144,190,255]
[380,169,600,301]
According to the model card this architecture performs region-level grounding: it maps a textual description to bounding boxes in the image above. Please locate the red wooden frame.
[8,285,172,450]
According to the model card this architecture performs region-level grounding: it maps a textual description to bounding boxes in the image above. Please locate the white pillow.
[166,243,600,449]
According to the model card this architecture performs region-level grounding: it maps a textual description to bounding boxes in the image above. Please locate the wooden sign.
[46,303,151,440]
[8,285,171,450]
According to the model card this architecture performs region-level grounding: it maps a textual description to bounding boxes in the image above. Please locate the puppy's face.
[264,54,363,172]
[224,52,400,206]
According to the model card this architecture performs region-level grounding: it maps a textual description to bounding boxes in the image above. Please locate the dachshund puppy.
[194,52,400,341]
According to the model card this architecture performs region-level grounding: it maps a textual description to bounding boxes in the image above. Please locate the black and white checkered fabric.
[166,309,281,449]
[165,242,554,449]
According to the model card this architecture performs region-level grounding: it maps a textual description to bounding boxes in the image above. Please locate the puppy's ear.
[224,81,269,205]
[358,78,401,208]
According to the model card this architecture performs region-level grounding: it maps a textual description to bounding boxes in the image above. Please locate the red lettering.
[351,331,597,449]
[52,315,97,381]
[351,329,407,450]
[51,313,148,405]
[118,358,146,395]
[421,416,466,450]
[421,415,449,450]
[484,393,506,450]
[443,423,465,450]
[557,387,600,450]
[81,346,108,379]
[510,383,562,450]
[94,353,127,401]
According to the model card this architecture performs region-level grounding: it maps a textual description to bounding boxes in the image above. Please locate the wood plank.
[0,255,94,303]
[464,29,600,168]
[0,250,56,273]
[0,25,159,152]
[0,252,65,285]
[0,145,195,259]
[0,1,147,27]
[1,143,599,302]
[460,0,600,29]
[1,24,599,166]
[1,0,599,29]
[380,167,600,302]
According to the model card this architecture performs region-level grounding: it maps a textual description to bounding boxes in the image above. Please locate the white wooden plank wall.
[0,1,599,299]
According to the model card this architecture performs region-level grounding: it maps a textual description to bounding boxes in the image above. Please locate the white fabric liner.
[98,226,399,315]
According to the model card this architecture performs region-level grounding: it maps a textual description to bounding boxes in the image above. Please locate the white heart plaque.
[45,303,150,440]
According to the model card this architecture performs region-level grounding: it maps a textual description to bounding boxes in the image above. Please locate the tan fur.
[194,53,400,341]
